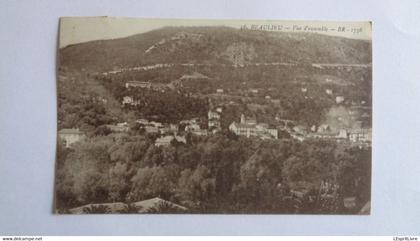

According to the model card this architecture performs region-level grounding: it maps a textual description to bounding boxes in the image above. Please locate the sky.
[59,17,372,48]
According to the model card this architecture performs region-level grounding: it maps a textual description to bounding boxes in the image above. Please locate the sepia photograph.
[55,17,372,214]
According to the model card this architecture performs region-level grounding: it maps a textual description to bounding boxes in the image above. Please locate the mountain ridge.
[59,26,372,72]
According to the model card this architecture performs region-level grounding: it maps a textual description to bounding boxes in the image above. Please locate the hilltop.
[59,26,371,72]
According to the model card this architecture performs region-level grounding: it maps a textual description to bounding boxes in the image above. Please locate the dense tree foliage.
[55,131,370,214]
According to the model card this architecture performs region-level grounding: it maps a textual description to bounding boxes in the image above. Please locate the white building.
[125,81,151,89]
[336,96,345,104]
[229,114,278,139]
[208,110,221,130]
[349,128,372,143]
[122,96,140,106]
[208,110,221,120]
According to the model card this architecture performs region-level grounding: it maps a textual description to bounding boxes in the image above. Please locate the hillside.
[59,26,372,72]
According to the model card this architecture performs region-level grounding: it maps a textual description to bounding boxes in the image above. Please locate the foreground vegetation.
[55,130,370,214]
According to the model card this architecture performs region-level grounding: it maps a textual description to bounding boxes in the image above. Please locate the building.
[208,110,221,120]
[149,121,163,128]
[337,129,348,139]
[58,128,85,147]
[326,89,333,95]
[229,114,278,139]
[191,129,208,136]
[157,123,178,135]
[144,125,159,133]
[122,96,140,106]
[125,81,151,89]
[293,125,308,135]
[336,96,345,104]
[185,123,201,132]
[240,114,257,125]
[180,118,199,125]
[208,110,222,131]
[343,197,357,209]
[155,135,186,147]
[216,89,224,94]
[136,119,149,125]
[349,128,372,143]
[318,124,331,133]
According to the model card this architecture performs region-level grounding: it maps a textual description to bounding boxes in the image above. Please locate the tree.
[82,205,110,214]
[176,165,215,204]
[56,136,113,206]
[108,162,130,202]
[94,125,112,136]
[129,165,179,201]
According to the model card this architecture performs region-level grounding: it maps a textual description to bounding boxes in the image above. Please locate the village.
[59,78,371,149]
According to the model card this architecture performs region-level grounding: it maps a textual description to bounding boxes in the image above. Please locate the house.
[229,122,257,138]
[337,129,348,139]
[144,125,159,133]
[135,119,161,133]
[293,125,308,135]
[122,96,140,106]
[136,119,149,125]
[208,110,222,130]
[185,123,201,132]
[58,128,85,147]
[208,110,221,120]
[326,89,333,95]
[318,124,331,133]
[180,118,199,125]
[229,114,278,139]
[191,129,208,136]
[349,128,372,143]
[289,132,305,142]
[336,96,345,104]
[169,124,178,131]
[149,121,163,128]
[216,89,224,94]
[240,114,257,125]
[155,135,186,147]
[343,196,357,209]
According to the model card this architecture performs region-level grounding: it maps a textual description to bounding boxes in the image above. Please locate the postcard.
[55,17,372,214]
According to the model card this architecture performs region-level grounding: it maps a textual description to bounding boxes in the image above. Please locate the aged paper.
[55,17,371,214]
